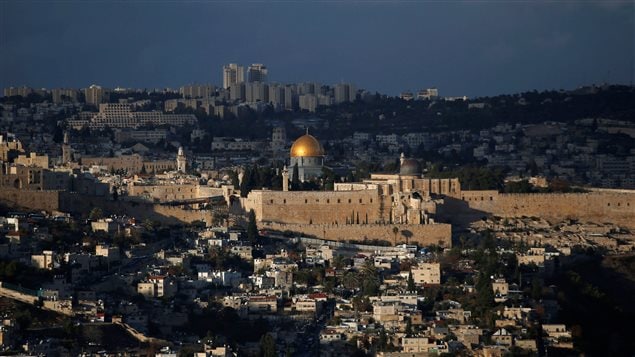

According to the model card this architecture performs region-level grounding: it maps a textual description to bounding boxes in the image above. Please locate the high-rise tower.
[247,63,268,83]
[223,63,245,89]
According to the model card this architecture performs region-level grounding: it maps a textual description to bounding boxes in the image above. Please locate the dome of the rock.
[290,134,325,158]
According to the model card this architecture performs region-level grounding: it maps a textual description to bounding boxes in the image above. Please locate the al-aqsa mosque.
[289,130,325,182]
[225,129,635,248]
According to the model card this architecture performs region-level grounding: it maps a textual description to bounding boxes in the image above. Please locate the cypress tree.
[259,333,276,357]
[407,271,416,292]
[291,163,300,190]
[247,209,259,244]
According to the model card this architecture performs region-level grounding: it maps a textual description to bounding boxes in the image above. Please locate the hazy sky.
[1,1,633,97]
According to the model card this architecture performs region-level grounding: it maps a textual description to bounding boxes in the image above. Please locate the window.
[327,199,330,204]
[337,199,341,203]
[270,199,274,204]
[348,199,351,203]
[305,199,308,204]
[359,199,363,203]
[283,199,286,204]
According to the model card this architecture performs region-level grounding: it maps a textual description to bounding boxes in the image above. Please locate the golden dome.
[290,134,325,158]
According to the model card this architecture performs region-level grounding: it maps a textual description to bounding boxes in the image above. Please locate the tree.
[342,271,361,290]
[475,272,494,311]
[14,308,32,331]
[291,163,300,190]
[401,230,413,245]
[360,260,380,296]
[229,170,240,189]
[89,207,103,220]
[259,333,276,357]
[377,328,388,351]
[392,226,399,245]
[405,318,413,337]
[240,166,253,197]
[332,254,346,269]
[531,276,543,300]
[407,271,416,292]
[247,209,259,244]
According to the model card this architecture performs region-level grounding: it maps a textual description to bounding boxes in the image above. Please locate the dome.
[400,158,421,175]
[290,134,325,158]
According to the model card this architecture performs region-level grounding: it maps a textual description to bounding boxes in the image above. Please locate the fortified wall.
[127,183,223,203]
[240,189,383,225]
[443,190,635,229]
[0,189,61,212]
[261,222,452,247]
[0,188,215,226]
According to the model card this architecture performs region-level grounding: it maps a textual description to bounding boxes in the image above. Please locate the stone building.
[0,162,109,195]
[67,103,197,130]
[239,150,459,227]
[62,132,72,165]
[234,151,457,246]
[271,126,286,151]
[14,153,49,169]
[289,131,325,182]
[127,182,222,203]
[411,263,441,285]
[177,147,187,173]
[0,133,24,162]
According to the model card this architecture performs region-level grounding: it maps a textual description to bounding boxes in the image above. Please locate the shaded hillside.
[550,254,635,355]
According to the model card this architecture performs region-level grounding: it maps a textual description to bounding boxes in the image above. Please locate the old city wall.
[0,188,61,212]
[59,193,214,225]
[0,188,213,225]
[261,222,452,247]
[449,190,635,229]
[241,189,383,225]
[127,184,224,203]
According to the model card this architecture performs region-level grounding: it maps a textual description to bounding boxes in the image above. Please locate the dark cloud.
[0,1,632,97]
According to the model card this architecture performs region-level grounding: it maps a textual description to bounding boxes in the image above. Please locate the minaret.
[62,131,72,165]
[176,146,186,173]
[282,165,289,192]
[400,152,405,166]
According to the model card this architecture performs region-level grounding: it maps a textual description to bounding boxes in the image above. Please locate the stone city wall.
[127,184,223,203]
[0,189,61,212]
[261,222,452,247]
[241,189,384,225]
[60,192,215,226]
[452,190,635,229]
[0,188,214,226]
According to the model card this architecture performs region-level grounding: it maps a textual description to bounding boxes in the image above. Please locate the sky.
[0,1,633,97]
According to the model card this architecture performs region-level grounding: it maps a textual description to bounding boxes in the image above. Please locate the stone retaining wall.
[261,222,452,247]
